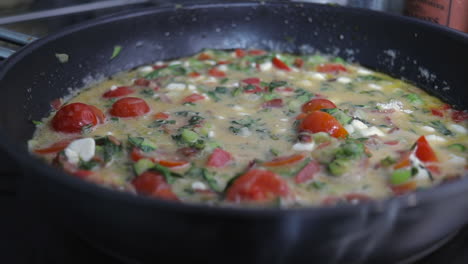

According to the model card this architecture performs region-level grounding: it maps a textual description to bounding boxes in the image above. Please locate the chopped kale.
[429,120,453,136]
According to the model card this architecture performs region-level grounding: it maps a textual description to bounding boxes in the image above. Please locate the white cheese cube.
[259,61,272,71]
[449,124,467,134]
[421,126,436,133]
[337,77,352,84]
[166,83,186,91]
[309,72,326,81]
[426,134,447,143]
[292,142,315,151]
[192,181,208,191]
[368,83,382,90]
[65,138,95,165]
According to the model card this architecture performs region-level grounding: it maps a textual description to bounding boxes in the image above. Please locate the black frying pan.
[0,2,467,264]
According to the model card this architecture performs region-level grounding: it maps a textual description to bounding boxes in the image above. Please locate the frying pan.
[0,1,467,263]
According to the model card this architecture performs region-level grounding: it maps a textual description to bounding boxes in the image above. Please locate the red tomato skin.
[302,98,337,113]
[226,169,290,202]
[294,58,304,68]
[208,68,226,78]
[51,103,99,133]
[263,154,305,167]
[262,99,283,108]
[88,105,106,124]
[188,72,201,78]
[102,86,134,98]
[34,139,75,154]
[415,136,438,163]
[154,112,169,120]
[316,63,347,73]
[295,160,321,184]
[272,57,291,71]
[299,111,348,139]
[132,171,179,201]
[235,49,246,58]
[110,97,150,118]
[248,50,266,56]
[207,148,233,168]
[452,110,468,123]
[182,94,205,103]
[430,108,444,117]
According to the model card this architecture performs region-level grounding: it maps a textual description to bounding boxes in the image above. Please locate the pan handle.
[0,27,38,59]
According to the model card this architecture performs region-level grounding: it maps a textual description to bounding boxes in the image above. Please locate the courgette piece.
[448,144,466,152]
[134,159,155,175]
[390,169,411,185]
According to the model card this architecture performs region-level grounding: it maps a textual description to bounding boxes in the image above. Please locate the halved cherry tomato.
[263,154,305,167]
[299,111,348,139]
[102,86,134,98]
[295,160,320,184]
[391,181,417,195]
[294,58,304,68]
[301,98,336,113]
[243,85,263,94]
[51,103,99,133]
[188,71,201,78]
[134,78,150,86]
[272,57,291,71]
[154,112,169,120]
[182,93,205,103]
[198,53,212,60]
[235,49,246,58]
[316,63,347,73]
[208,68,226,78]
[415,136,438,163]
[207,148,233,168]
[110,97,150,118]
[452,110,468,123]
[132,171,179,201]
[88,105,106,124]
[34,139,75,154]
[295,113,307,120]
[241,77,260,85]
[262,99,283,108]
[226,169,290,202]
[130,147,145,162]
[248,50,266,56]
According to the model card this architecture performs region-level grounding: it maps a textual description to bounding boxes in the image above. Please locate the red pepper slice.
[272,57,291,71]
[316,63,347,74]
[208,68,226,78]
[182,93,205,103]
[263,154,305,167]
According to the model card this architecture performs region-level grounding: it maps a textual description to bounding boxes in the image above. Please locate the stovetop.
[1,1,467,263]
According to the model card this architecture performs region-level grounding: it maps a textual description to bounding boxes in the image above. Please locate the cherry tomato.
[262,99,283,108]
[263,154,305,167]
[316,63,347,73]
[88,105,106,124]
[295,160,320,184]
[243,85,263,94]
[415,136,438,163]
[133,78,150,86]
[208,68,226,78]
[299,111,348,139]
[110,97,150,118]
[34,139,75,154]
[132,171,179,201]
[206,148,233,168]
[430,108,444,117]
[235,49,246,58]
[272,57,291,71]
[102,86,134,98]
[51,103,99,133]
[188,71,201,78]
[226,169,290,202]
[182,93,205,103]
[302,98,337,113]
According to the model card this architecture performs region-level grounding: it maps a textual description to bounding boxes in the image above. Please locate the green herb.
[429,121,453,136]
[133,158,155,175]
[243,84,257,92]
[294,88,314,100]
[32,120,43,125]
[232,87,241,96]
[79,159,99,170]
[320,108,352,125]
[111,117,119,122]
[55,53,69,63]
[328,139,365,176]
[81,124,93,135]
[356,75,383,82]
[95,136,122,163]
[183,102,196,106]
[206,91,221,102]
[202,169,222,192]
[448,144,466,152]
[140,89,155,97]
[148,119,176,128]
[128,136,156,152]
[404,93,423,104]
[270,148,280,157]
[220,78,229,84]
[181,129,199,143]
[311,181,326,190]
[144,64,186,79]
[153,163,181,184]
[110,45,122,60]
[188,115,205,126]
[215,86,227,93]
[380,156,396,167]
[268,81,287,92]
[175,111,199,117]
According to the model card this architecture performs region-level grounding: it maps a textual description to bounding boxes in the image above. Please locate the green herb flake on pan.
[110,45,123,60]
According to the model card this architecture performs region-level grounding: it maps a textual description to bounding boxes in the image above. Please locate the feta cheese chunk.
[337,77,352,84]
[421,126,436,133]
[166,83,186,91]
[360,126,385,137]
[309,72,326,81]
[357,68,373,75]
[448,154,466,166]
[192,181,208,191]
[259,61,272,71]
[376,99,413,113]
[65,138,96,165]
[351,119,368,130]
[368,83,382,90]
[449,124,467,134]
[292,141,315,151]
[425,134,447,143]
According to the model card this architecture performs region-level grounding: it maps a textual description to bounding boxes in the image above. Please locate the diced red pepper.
[198,53,212,60]
[158,160,189,168]
[384,140,400,146]
[182,93,205,103]
[272,57,291,71]
[208,68,226,78]
[263,154,305,167]
[415,136,438,163]
[132,171,179,201]
[188,71,201,78]
[430,108,444,117]
[243,85,263,94]
[154,112,169,120]
[294,160,320,184]
[73,170,93,179]
[262,99,283,108]
[248,49,266,56]
[207,148,233,168]
[316,63,347,74]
